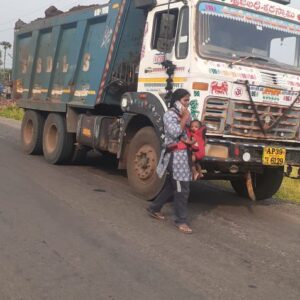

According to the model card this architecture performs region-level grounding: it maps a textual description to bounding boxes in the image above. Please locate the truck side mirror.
[156,13,176,53]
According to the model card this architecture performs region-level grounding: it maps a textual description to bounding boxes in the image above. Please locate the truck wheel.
[230,167,284,200]
[21,110,44,155]
[127,126,165,200]
[43,113,74,164]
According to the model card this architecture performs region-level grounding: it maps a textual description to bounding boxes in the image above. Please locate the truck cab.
[129,0,300,199]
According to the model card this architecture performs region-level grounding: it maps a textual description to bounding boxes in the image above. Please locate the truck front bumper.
[202,138,300,169]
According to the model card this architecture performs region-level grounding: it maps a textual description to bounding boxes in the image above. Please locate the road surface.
[0,117,299,300]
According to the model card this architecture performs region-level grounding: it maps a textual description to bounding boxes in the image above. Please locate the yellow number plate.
[262,147,286,166]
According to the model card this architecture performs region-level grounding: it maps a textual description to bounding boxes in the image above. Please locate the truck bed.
[13,0,146,111]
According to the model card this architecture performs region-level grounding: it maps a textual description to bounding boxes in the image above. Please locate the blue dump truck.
[13,0,300,200]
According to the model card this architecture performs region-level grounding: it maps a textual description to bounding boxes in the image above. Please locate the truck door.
[138,4,190,99]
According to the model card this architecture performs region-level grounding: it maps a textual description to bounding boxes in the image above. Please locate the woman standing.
[147,89,193,234]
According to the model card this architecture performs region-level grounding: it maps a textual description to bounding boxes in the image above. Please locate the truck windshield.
[198,2,300,71]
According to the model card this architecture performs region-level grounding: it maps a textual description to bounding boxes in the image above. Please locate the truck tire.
[43,113,74,164]
[230,167,284,200]
[21,110,44,155]
[127,126,165,200]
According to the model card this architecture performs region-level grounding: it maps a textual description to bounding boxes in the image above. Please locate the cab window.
[176,7,189,59]
[151,9,179,52]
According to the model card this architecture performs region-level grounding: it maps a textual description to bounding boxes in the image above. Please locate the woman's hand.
[181,107,190,118]
[180,107,190,129]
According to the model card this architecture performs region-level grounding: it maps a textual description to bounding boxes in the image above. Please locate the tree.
[0,41,12,72]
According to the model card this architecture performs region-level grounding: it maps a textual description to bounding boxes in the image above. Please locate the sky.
[0,0,300,67]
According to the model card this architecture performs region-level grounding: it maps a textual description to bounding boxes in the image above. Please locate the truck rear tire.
[43,113,74,164]
[126,126,165,200]
[230,167,284,200]
[21,110,44,155]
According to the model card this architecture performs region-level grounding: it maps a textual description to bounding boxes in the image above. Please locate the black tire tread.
[43,113,74,165]
[126,126,165,200]
[21,110,44,155]
[230,167,284,200]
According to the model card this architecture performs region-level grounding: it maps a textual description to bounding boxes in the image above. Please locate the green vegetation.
[276,168,300,204]
[0,103,24,120]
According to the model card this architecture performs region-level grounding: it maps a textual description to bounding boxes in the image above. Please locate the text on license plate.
[262,147,286,166]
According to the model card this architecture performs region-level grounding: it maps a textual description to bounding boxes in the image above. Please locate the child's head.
[190,120,202,132]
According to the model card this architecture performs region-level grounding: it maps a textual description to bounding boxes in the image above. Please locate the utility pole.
[0,50,2,82]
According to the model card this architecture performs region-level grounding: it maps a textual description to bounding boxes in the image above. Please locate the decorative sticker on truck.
[249,85,300,106]
[101,26,113,48]
[228,0,299,22]
[208,65,257,81]
[153,53,166,65]
[200,2,300,35]
[189,99,200,120]
[211,81,229,95]
[139,77,185,92]
[94,6,109,16]
[234,87,243,97]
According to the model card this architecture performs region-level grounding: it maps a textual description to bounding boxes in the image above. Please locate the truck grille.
[230,101,300,140]
[203,98,229,133]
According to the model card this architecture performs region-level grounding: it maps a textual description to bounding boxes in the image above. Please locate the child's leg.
[195,162,204,178]
[191,154,200,180]
[192,165,199,181]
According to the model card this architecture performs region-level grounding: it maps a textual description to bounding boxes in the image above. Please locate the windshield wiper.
[229,55,269,68]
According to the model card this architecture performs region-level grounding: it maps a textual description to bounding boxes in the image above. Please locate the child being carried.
[177,120,206,180]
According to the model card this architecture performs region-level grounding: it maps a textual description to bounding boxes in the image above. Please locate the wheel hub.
[46,124,58,153]
[134,145,156,180]
[24,119,34,145]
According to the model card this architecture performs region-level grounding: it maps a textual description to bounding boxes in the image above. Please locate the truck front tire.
[126,126,165,200]
[43,113,74,164]
[21,110,44,155]
[230,167,284,200]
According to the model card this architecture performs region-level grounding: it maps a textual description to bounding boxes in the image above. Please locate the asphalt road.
[0,116,299,300]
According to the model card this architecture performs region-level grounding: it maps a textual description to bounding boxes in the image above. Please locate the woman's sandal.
[147,208,165,220]
[176,223,193,234]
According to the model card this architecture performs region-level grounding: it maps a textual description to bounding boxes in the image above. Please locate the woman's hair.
[170,89,190,108]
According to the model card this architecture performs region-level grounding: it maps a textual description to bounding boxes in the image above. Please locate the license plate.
[262,147,286,166]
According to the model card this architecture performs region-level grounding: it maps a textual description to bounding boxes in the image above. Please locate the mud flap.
[246,171,256,201]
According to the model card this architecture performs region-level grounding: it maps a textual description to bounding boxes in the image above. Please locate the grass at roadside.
[276,177,300,204]
[0,102,24,121]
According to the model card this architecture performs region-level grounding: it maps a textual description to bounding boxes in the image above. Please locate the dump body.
[13,0,146,111]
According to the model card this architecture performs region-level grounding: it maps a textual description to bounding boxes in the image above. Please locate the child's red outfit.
[177,126,206,160]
